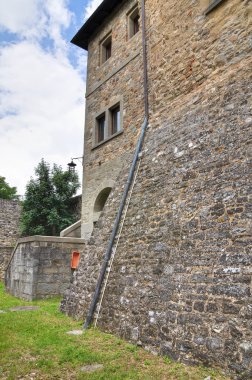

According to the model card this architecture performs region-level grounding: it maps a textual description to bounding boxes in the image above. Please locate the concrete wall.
[5,236,84,300]
[61,0,252,378]
[0,199,21,280]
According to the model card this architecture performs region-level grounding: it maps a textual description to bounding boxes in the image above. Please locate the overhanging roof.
[71,0,125,50]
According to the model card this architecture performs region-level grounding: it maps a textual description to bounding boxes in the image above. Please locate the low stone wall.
[0,199,21,280]
[5,236,85,300]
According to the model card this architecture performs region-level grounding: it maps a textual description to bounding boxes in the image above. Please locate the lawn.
[0,283,230,380]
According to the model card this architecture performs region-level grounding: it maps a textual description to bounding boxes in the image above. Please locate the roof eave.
[71,0,124,51]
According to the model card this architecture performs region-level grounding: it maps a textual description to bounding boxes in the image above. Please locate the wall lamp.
[67,157,83,172]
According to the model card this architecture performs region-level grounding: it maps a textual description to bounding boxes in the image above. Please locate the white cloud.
[84,0,103,20]
[0,0,73,52]
[0,41,85,194]
[0,0,86,194]
[0,0,40,36]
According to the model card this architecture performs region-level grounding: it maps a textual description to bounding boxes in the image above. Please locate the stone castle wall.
[81,0,145,239]
[0,199,21,280]
[61,0,252,378]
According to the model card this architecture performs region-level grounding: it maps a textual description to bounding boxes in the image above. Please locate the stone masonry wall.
[0,199,21,280]
[62,0,252,378]
[5,236,84,300]
[81,0,145,239]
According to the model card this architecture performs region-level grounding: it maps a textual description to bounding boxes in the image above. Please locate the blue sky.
[0,0,103,195]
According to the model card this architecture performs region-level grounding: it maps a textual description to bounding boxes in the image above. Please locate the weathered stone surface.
[61,0,252,378]
[5,236,84,300]
[0,199,21,280]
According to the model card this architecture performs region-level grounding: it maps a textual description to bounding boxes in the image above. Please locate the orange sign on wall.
[71,251,80,269]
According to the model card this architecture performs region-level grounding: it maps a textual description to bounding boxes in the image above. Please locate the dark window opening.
[128,7,140,39]
[101,34,112,64]
[133,14,140,35]
[105,40,112,60]
[97,114,105,143]
[111,105,120,135]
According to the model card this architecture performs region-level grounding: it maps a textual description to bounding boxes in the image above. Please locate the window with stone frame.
[93,100,123,148]
[128,5,140,39]
[100,33,112,64]
[96,113,105,143]
[109,104,121,135]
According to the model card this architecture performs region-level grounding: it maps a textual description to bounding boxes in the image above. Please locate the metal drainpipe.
[83,0,149,330]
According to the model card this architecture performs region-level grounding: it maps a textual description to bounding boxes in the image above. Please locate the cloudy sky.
[0,0,103,196]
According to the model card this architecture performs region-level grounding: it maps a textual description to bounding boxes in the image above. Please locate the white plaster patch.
[175,150,184,158]
[164,265,174,275]
[120,296,129,305]
[223,267,241,274]
[131,327,139,341]
[212,324,224,334]
[120,266,126,273]
[239,342,252,353]
[245,117,252,124]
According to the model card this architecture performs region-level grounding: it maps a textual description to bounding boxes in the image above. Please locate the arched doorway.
[93,187,112,226]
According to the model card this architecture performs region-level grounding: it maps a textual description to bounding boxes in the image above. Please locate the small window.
[128,6,140,39]
[110,105,121,135]
[100,34,112,64]
[96,114,105,143]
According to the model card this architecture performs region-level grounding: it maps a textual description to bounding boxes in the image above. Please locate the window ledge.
[204,0,226,15]
[100,56,111,68]
[92,129,124,150]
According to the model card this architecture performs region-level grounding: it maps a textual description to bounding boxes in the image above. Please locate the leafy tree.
[20,159,80,236]
[0,176,19,200]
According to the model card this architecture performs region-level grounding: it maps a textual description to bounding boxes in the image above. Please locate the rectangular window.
[111,105,120,135]
[105,39,112,60]
[128,6,140,39]
[96,114,105,143]
[100,34,112,64]
[133,14,140,35]
[93,101,123,148]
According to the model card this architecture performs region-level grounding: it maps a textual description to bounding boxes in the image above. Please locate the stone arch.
[81,179,115,240]
[94,187,112,213]
[93,186,112,225]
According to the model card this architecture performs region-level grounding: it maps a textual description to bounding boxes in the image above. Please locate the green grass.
[0,283,230,380]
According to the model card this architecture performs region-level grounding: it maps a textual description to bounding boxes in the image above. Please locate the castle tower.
[62,0,252,377]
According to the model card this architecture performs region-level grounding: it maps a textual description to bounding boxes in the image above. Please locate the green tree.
[20,159,80,236]
[0,176,19,200]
